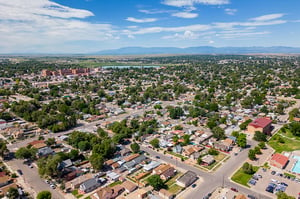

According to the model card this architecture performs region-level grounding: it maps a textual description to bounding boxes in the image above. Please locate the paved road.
[5,159,65,199]
[141,140,272,199]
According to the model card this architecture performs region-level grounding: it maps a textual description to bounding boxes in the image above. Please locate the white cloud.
[139,9,173,14]
[126,17,158,23]
[250,13,285,21]
[219,31,270,39]
[163,30,198,39]
[209,40,215,44]
[0,0,118,53]
[172,12,198,18]
[225,8,237,15]
[162,0,230,7]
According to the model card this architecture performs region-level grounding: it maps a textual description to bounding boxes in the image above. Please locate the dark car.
[203,193,212,199]
[248,195,256,199]
[265,186,274,193]
[271,171,276,175]
[231,187,238,192]
[191,184,197,188]
[17,169,23,175]
[155,156,160,159]
[280,182,288,187]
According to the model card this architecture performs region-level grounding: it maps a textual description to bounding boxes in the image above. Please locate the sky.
[0,0,300,53]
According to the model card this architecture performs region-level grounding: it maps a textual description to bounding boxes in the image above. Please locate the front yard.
[231,166,259,187]
[165,172,183,195]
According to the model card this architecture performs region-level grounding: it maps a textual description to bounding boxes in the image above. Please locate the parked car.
[247,195,256,199]
[203,193,212,199]
[280,182,288,187]
[271,171,276,175]
[155,156,160,159]
[192,184,197,188]
[248,179,257,185]
[231,187,238,192]
[265,186,274,193]
[17,169,23,175]
[28,164,33,168]
[50,184,56,189]
[45,180,50,184]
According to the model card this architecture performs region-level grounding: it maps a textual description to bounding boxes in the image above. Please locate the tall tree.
[37,191,52,199]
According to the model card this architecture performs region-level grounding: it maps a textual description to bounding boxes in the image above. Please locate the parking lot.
[248,167,300,198]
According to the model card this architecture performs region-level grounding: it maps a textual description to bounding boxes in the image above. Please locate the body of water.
[292,155,300,174]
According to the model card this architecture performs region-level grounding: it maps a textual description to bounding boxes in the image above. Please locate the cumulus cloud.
[0,0,118,53]
[126,17,158,23]
[172,12,198,18]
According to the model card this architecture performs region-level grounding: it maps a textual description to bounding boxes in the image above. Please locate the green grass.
[268,133,300,153]
[84,197,91,199]
[165,172,182,187]
[284,172,296,178]
[108,181,122,187]
[167,184,183,194]
[166,151,188,160]
[231,166,259,187]
[71,189,83,198]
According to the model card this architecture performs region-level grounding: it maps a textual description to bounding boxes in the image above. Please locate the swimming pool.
[291,156,300,174]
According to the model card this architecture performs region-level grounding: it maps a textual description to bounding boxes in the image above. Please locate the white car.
[50,184,56,189]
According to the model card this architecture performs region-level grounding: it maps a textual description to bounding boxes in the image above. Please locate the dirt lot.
[249,167,300,198]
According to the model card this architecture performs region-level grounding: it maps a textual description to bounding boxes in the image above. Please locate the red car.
[231,187,238,192]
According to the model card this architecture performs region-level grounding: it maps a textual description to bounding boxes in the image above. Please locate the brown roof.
[124,153,140,162]
[111,162,120,169]
[92,185,124,199]
[223,138,233,146]
[0,175,10,184]
[105,159,115,166]
[32,143,47,149]
[153,164,171,175]
[28,140,45,146]
[271,153,289,167]
[159,189,174,197]
[235,194,247,199]
[121,180,137,192]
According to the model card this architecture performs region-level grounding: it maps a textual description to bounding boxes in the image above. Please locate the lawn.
[167,184,183,194]
[268,133,300,153]
[165,172,182,187]
[231,166,259,187]
[71,189,83,198]
[108,181,122,187]
[166,151,188,160]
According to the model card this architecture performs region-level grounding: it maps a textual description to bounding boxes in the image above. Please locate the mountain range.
[95,46,300,55]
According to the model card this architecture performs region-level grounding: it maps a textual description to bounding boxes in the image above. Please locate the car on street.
[50,184,56,189]
[155,156,160,159]
[191,184,196,188]
[230,187,238,192]
[247,195,256,199]
[45,180,50,184]
[203,193,212,199]
[17,169,23,175]
[271,171,276,175]
[28,164,33,168]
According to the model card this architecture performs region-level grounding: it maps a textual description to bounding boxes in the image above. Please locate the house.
[201,155,215,166]
[136,188,148,199]
[183,146,203,157]
[159,189,174,199]
[153,164,171,175]
[143,161,161,171]
[65,173,93,190]
[0,172,12,188]
[58,159,73,170]
[270,153,289,169]
[79,178,101,194]
[91,185,124,199]
[123,154,140,162]
[106,172,120,181]
[160,167,176,180]
[37,146,54,157]
[190,152,201,161]
[120,148,131,156]
[247,117,272,135]
[176,171,197,187]
[173,145,182,154]
[121,180,137,193]
[214,142,230,152]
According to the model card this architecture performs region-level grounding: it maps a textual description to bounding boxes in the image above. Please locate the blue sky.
[1,0,300,53]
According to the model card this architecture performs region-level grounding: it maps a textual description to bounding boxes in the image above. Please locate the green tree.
[147,175,166,191]
[37,191,52,199]
[69,149,79,160]
[150,138,160,148]
[78,141,91,151]
[248,149,256,160]
[0,139,8,157]
[130,142,140,153]
[45,138,56,147]
[7,187,19,199]
[253,131,267,142]
[237,133,247,148]
[254,146,262,155]
[239,119,252,130]
[89,153,104,171]
[182,134,190,145]
[231,131,240,138]
[258,142,266,149]
[15,147,37,160]
[212,126,225,140]
[197,157,202,165]
[277,192,295,199]
[242,162,255,174]
[208,148,219,156]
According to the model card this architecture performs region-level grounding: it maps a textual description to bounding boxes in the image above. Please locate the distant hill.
[95,46,300,55]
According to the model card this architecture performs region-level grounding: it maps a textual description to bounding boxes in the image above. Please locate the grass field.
[231,166,259,187]
[71,189,83,198]
[168,184,183,194]
[268,133,300,153]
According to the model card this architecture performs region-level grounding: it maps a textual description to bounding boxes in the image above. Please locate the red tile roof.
[249,117,272,128]
[271,153,289,167]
